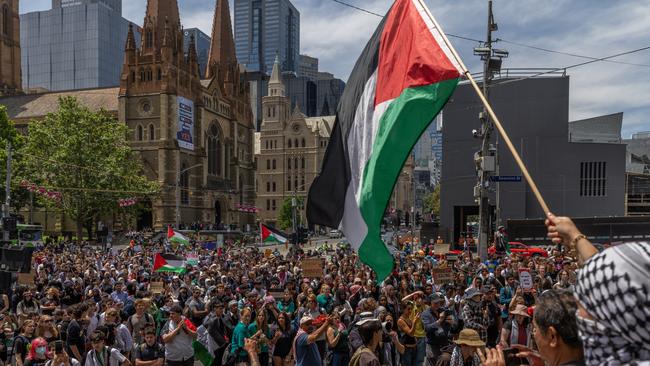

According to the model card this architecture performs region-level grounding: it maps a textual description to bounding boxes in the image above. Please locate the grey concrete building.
[440,75,626,242]
[20,0,137,92]
[234,0,300,74]
[183,28,211,78]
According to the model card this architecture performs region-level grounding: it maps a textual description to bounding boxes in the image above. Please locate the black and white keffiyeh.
[574,242,650,365]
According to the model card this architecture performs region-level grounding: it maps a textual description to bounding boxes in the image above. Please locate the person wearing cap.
[449,329,484,366]
[421,293,454,364]
[461,288,489,343]
[293,313,333,366]
[160,305,195,366]
[349,318,383,366]
[499,304,531,348]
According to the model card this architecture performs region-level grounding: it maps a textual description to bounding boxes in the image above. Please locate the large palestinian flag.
[307,0,463,280]
[153,253,187,273]
[167,226,190,246]
[261,223,288,244]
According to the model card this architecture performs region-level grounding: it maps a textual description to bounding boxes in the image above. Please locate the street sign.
[489,175,522,182]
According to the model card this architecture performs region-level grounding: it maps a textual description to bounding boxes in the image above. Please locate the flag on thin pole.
[260,223,288,244]
[167,225,190,246]
[307,0,463,281]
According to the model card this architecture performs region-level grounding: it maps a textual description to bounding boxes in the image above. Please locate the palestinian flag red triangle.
[260,223,288,244]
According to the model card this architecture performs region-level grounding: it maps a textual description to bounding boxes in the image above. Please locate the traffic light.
[415,212,421,226]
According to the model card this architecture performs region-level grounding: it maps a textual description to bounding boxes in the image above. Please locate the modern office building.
[234,0,300,74]
[298,54,318,79]
[283,72,345,118]
[439,73,626,242]
[20,0,137,92]
[183,28,211,78]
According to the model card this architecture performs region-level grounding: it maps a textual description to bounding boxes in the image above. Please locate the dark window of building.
[266,199,270,211]
[272,200,277,211]
[288,177,292,191]
[266,182,270,192]
[2,5,8,36]
[301,138,306,147]
[136,125,143,141]
[149,124,155,140]
[208,124,222,176]
[140,69,145,82]
[146,30,153,48]
[265,140,268,149]
[301,176,305,190]
[157,68,162,80]
[294,139,298,148]
[272,182,276,192]
[266,159,270,170]
[287,158,291,169]
[580,161,607,197]
[180,164,189,205]
[301,157,305,169]
[131,71,136,82]
[294,157,298,170]
[272,159,277,170]
[288,139,292,148]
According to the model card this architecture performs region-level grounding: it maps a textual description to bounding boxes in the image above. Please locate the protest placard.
[150,281,165,294]
[301,258,323,278]
[18,272,34,285]
[519,269,533,290]
[434,244,450,255]
[432,268,454,284]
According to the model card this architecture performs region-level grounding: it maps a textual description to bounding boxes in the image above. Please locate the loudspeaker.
[0,245,33,273]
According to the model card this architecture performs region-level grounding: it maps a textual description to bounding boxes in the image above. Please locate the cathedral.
[255,56,334,226]
[0,0,256,231]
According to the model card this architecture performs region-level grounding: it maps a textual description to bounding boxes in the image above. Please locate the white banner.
[177,96,195,151]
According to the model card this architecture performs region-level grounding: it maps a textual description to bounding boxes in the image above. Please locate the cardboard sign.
[446,253,459,262]
[150,281,165,294]
[434,244,450,255]
[518,269,533,290]
[432,268,454,284]
[18,272,35,285]
[301,258,324,278]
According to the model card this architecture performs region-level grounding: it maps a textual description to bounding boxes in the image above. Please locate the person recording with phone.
[46,341,80,366]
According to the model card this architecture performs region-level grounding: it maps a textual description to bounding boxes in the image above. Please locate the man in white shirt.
[85,331,130,366]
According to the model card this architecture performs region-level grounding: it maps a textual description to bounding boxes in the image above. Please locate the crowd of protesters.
[0,213,647,366]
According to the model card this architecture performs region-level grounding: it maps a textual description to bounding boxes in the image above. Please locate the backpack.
[349,346,374,366]
[11,335,30,361]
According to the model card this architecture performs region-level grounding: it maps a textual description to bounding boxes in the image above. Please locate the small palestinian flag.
[153,253,187,273]
[261,223,288,244]
[167,226,190,246]
[307,0,463,281]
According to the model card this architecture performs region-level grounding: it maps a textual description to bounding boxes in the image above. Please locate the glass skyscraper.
[20,0,136,91]
[234,0,300,74]
[183,28,211,78]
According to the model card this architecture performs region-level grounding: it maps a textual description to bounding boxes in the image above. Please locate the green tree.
[277,197,303,231]
[21,97,159,240]
[0,106,31,213]
[424,185,441,216]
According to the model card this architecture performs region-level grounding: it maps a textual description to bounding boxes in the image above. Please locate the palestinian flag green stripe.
[358,80,458,278]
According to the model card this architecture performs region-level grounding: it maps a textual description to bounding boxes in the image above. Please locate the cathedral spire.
[268,54,285,97]
[125,23,136,51]
[206,0,237,79]
[143,0,181,51]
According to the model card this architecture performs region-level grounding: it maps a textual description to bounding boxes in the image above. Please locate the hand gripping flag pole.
[415,0,551,215]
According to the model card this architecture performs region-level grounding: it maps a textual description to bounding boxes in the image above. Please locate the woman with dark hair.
[14,320,36,366]
[248,309,277,366]
[553,270,572,290]
[271,312,296,366]
[397,302,418,366]
[326,310,350,366]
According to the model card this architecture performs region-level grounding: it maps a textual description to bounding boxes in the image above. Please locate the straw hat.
[511,304,530,318]
[454,329,486,347]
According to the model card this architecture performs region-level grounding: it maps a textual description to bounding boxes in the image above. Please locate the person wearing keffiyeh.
[546,213,650,365]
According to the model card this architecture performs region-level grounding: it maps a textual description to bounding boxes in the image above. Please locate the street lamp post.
[176,163,202,228]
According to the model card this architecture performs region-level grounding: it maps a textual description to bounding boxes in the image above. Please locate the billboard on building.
[177,96,194,151]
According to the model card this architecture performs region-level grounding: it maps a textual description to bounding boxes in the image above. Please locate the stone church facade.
[0,0,256,231]
[0,0,20,96]
[255,57,334,227]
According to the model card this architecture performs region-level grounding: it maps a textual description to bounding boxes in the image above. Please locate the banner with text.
[177,96,194,151]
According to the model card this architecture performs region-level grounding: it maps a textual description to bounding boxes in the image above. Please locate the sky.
[20,0,650,138]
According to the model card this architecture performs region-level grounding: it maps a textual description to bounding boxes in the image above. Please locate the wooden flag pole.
[415,0,551,215]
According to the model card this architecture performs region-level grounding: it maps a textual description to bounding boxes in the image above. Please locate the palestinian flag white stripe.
[308,0,462,280]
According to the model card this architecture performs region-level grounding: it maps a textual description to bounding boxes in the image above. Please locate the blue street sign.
[489,175,522,182]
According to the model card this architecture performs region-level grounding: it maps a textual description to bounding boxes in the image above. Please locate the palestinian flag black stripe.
[307,0,462,280]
